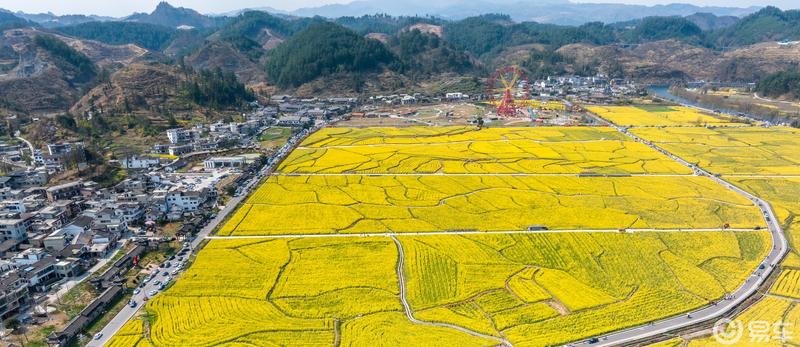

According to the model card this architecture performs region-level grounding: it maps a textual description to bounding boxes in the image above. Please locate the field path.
[205,227,759,240]
[390,235,514,347]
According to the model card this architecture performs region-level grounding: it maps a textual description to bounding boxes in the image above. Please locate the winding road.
[567,121,790,347]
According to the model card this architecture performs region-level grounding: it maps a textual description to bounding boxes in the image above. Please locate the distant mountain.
[685,13,739,31]
[0,11,35,30]
[709,6,800,47]
[286,0,758,25]
[10,12,113,28]
[625,16,704,44]
[125,2,227,29]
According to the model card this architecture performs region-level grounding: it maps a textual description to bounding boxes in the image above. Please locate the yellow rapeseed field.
[301,126,627,147]
[107,126,785,346]
[280,139,690,174]
[633,126,800,175]
[587,105,743,127]
[222,175,763,235]
[108,231,769,347]
[772,269,800,299]
[402,232,768,346]
[656,176,800,347]
[670,297,793,347]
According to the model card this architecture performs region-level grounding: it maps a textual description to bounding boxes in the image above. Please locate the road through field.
[205,228,760,240]
[568,121,790,347]
[272,172,694,177]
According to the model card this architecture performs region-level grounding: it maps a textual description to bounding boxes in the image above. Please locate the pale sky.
[0,0,796,17]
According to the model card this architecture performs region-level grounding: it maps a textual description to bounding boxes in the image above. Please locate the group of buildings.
[271,96,355,127]
[0,166,232,320]
[533,75,644,102]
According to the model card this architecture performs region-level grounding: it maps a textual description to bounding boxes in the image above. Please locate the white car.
[148,290,158,296]
[133,288,141,295]
[94,333,103,340]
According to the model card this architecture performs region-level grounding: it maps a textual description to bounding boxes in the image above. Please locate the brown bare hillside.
[0,27,153,114]
[185,41,268,85]
[557,40,800,83]
[70,63,185,120]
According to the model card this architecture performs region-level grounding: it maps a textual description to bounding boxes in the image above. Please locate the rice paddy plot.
[587,105,744,127]
[223,175,763,236]
[633,126,800,175]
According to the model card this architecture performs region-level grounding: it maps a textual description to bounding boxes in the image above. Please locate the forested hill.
[756,70,800,100]
[709,7,800,47]
[265,22,398,88]
[5,2,800,106]
[57,22,177,51]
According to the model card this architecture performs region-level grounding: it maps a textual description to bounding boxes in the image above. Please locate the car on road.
[94,333,103,340]
[587,337,599,344]
[133,289,141,295]
[148,290,158,296]
[129,300,137,308]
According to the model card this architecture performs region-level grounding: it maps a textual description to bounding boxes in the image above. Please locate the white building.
[203,156,246,170]
[166,128,195,144]
[445,92,469,100]
[0,217,32,242]
[121,156,162,169]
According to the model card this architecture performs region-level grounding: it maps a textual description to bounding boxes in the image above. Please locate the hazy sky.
[0,0,796,17]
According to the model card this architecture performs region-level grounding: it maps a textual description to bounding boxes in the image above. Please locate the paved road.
[273,172,693,177]
[87,253,186,346]
[87,126,318,346]
[567,126,789,347]
[206,227,759,240]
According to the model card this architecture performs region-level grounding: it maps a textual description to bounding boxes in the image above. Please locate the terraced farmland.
[633,126,800,175]
[586,105,744,127]
[108,125,776,346]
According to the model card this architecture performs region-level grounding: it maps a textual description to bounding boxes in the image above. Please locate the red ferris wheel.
[488,66,530,117]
